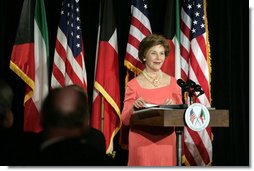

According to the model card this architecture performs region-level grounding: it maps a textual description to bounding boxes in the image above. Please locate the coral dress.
[121,77,182,166]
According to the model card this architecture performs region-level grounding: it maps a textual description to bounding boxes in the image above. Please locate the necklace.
[142,69,163,87]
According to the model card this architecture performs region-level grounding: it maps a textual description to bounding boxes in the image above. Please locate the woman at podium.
[121,34,182,166]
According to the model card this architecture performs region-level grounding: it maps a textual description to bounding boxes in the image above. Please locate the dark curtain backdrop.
[0,0,249,166]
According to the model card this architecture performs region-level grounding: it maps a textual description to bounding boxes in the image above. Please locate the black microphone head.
[194,85,202,91]
[197,90,205,97]
[186,79,196,88]
[177,79,185,87]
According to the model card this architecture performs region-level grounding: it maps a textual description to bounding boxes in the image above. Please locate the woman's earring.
[143,58,146,61]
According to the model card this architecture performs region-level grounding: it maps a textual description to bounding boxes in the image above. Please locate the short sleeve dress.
[121,76,182,166]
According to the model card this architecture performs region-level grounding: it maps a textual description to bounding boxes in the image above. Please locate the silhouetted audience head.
[0,79,14,129]
[40,85,89,139]
[39,85,114,165]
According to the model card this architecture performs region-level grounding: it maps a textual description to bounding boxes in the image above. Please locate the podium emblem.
[185,103,210,131]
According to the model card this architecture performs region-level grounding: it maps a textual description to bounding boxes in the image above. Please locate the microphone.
[186,80,196,99]
[177,79,187,104]
[177,79,190,91]
[186,79,196,88]
[197,90,204,97]
[194,85,204,97]
[185,79,205,102]
[177,79,185,88]
[177,79,205,103]
[194,85,202,91]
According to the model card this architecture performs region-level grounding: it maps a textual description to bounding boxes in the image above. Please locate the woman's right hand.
[133,97,146,109]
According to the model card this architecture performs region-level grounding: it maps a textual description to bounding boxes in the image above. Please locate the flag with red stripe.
[51,0,87,91]
[10,0,49,132]
[124,0,152,77]
[91,0,121,154]
[180,0,212,165]
[120,0,152,150]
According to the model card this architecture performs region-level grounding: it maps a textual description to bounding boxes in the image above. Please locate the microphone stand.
[181,89,186,105]
[175,79,204,166]
[176,82,188,166]
[176,82,203,165]
[176,127,183,166]
[188,90,195,105]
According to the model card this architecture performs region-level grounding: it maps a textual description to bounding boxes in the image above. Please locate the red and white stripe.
[180,7,191,81]
[51,28,87,90]
[180,2,212,166]
[124,3,152,73]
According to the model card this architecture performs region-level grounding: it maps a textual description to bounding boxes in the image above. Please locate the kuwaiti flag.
[162,0,181,79]
[10,0,49,132]
[91,0,122,154]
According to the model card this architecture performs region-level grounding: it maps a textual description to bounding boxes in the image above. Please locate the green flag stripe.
[176,0,180,42]
[34,0,49,59]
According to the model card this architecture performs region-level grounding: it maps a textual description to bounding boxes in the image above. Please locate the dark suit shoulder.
[40,136,113,166]
[84,128,106,152]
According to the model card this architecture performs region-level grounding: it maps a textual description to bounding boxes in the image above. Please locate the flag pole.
[98,0,103,133]
[100,96,104,132]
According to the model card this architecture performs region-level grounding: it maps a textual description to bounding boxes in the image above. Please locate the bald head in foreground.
[40,85,113,166]
[41,85,89,140]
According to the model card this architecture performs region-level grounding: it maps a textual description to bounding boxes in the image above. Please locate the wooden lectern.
[130,107,229,166]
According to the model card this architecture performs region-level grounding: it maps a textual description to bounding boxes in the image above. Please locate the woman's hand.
[133,97,146,109]
[163,98,176,105]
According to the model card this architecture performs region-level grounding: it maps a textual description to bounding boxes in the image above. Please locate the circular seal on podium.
[185,103,210,131]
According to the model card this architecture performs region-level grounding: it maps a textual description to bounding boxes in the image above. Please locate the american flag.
[124,0,152,76]
[120,0,152,149]
[190,109,197,124]
[180,0,212,166]
[51,0,87,90]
